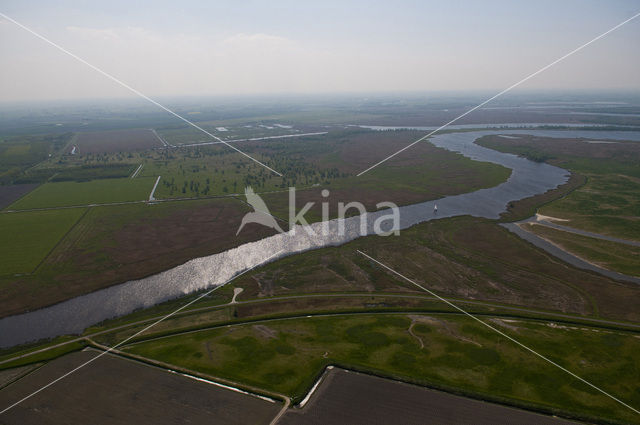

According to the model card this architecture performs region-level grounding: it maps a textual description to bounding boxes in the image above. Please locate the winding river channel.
[2,127,639,348]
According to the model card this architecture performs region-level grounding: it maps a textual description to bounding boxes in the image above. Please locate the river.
[1,127,639,348]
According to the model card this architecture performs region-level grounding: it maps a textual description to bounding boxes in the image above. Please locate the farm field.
[280,367,576,425]
[0,184,38,209]
[0,208,86,275]
[0,363,41,389]
[1,4,640,420]
[48,163,139,182]
[0,98,639,425]
[0,198,275,317]
[74,129,163,153]
[7,177,157,210]
[0,133,71,185]
[123,313,640,424]
[0,350,282,425]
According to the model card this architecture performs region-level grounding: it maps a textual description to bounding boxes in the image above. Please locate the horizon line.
[2,88,640,106]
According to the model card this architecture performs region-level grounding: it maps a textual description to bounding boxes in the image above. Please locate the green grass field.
[0,208,86,275]
[524,223,640,277]
[539,174,640,241]
[7,177,157,209]
[476,135,640,241]
[124,313,640,424]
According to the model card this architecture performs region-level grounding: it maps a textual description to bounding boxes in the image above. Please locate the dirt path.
[130,163,143,179]
[150,129,173,148]
[269,396,291,425]
[148,176,161,201]
[231,287,244,304]
[407,322,424,349]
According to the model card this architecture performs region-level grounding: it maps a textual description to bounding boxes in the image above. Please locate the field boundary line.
[82,345,283,405]
[0,184,41,212]
[0,363,46,391]
[0,249,284,415]
[1,200,147,214]
[0,12,282,176]
[357,11,640,176]
[356,249,640,415]
[150,129,173,148]
[0,184,316,214]
[30,207,91,274]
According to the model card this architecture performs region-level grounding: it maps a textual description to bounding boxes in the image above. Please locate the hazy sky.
[1,0,639,101]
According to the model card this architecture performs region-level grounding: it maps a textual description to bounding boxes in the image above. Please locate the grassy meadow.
[477,134,640,241]
[524,223,640,277]
[7,177,157,210]
[0,208,86,275]
[124,313,640,424]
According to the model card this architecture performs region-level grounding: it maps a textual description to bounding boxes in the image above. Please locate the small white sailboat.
[434,204,438,214]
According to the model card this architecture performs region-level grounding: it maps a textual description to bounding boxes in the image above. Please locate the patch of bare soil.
[409,315,481,347]
[0,351,281,424]
[253,324,277,339]
[0,184,39,209]
[280,367,577,425]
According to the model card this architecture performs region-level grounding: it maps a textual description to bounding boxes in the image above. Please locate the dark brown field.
[0,350,281,425]
[0,198,276,318]
[75,129,163,153]
[280,368,577,425]
[0,184,38,209]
